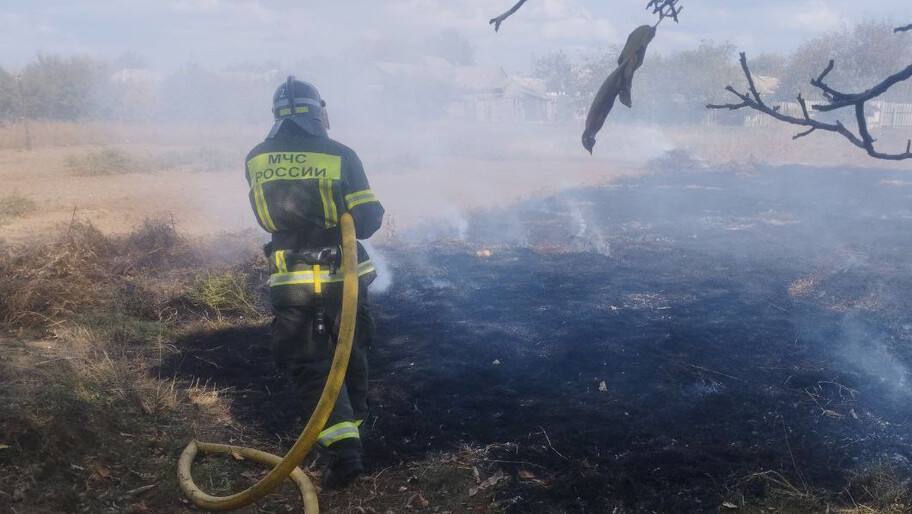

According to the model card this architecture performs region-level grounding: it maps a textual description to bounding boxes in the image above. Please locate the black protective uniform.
[245,83,384,477]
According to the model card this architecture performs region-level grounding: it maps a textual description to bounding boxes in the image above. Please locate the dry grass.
[0,217,211,329]
[729,465,912,514]
[838,462,912,514]
[0,121,113,149]
[187,269,263,321]
[0,219,266,512]
[49,315,178,415]
[64,144,242,176]
[154,145,244,173]
[65,147,150,176]
[0,220,116,327]
[0,121,263,150]
[0,192,36,224]
[0,312,240,512]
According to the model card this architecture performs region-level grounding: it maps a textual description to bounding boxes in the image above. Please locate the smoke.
[566,199,612,256]
[836,315,910,398]
[439,206,471,242]
[362,241,394,294]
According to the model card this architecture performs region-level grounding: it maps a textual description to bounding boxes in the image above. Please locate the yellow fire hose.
[177,212,360,513]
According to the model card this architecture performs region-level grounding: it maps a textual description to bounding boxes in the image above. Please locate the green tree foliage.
[19,55,108,120]
[644,42,742,118]
[779,21,912,101]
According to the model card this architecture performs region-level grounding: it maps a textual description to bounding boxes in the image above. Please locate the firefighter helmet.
[268,76,330,138]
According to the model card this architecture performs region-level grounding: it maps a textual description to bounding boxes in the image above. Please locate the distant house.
[370,57,555,123]
[453,66,552,123]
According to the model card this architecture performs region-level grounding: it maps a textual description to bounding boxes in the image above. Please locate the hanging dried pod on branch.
[489,0,682,153]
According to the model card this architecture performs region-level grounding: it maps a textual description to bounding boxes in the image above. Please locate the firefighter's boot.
[322,452,364,490]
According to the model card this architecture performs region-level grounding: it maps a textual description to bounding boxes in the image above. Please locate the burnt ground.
[164,164,912,513]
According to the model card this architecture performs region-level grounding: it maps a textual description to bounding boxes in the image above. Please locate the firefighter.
[245,77,384,489]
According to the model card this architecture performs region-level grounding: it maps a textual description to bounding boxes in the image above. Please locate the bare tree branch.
[707,53,912,161]
[647,0,683,25]
[491,0,683,32]
[489,0,528,32]
[811,61,912,112]
[895,24,912,33]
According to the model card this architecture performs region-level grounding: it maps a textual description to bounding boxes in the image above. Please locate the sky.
[0,0,908,73]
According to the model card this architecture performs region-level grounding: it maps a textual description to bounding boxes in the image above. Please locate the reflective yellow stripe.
[312,264,322,294]
[317,421,361,447]
[274,250,288,273]
[248,163,277,231]
[253,184,277,232]
[344,189,378,209]
[319,178,338,228]
[268,260,376,287]
[277,106,310,116]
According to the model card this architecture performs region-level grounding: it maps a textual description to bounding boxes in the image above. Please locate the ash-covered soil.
[165,164,912,513]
